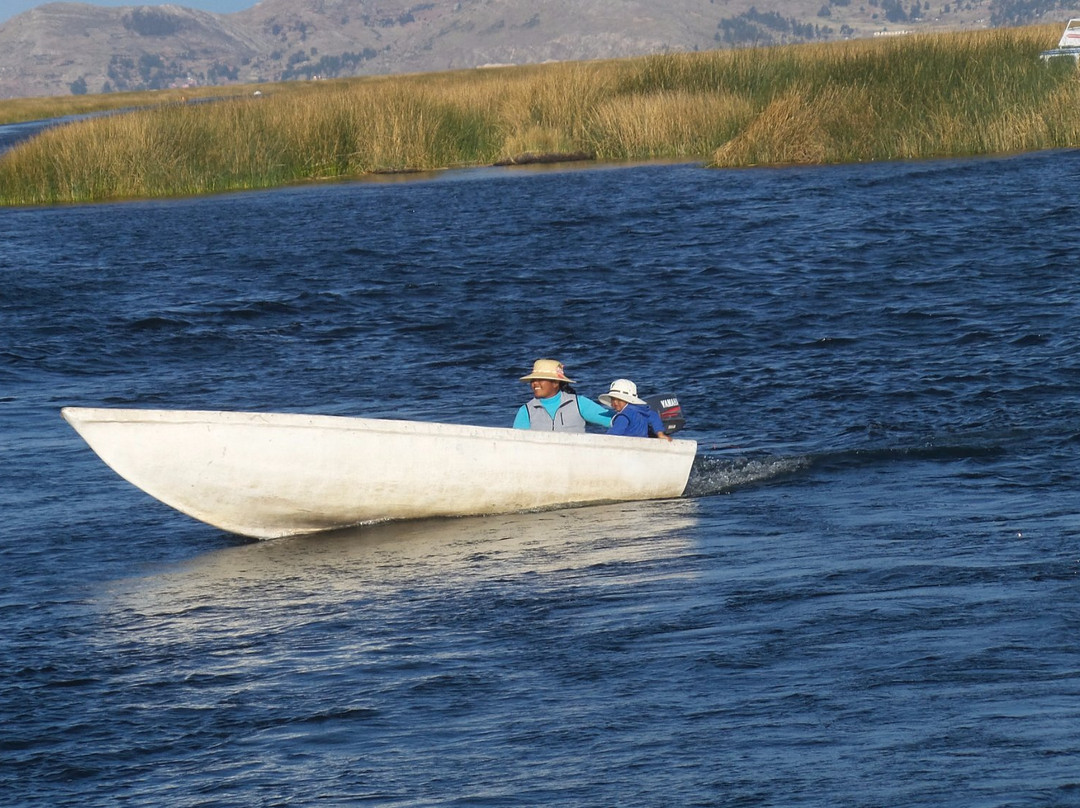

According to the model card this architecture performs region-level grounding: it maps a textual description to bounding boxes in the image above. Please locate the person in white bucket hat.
[513,359,613,432]
[599,378,672,441]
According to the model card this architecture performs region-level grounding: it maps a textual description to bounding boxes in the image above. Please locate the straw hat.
[599,378,645,406]
[520,359,576,383]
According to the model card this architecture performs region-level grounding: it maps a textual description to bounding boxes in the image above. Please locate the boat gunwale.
[60,406,698,455]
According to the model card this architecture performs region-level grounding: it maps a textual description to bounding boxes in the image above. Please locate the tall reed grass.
[0,24,1075,204]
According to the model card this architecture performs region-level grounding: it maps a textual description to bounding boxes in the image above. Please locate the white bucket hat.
[599,378,645,407]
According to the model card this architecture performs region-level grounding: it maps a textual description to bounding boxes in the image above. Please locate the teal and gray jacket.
[513,392,613,432]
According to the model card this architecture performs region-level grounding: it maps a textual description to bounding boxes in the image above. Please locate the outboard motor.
[644,393,686,435]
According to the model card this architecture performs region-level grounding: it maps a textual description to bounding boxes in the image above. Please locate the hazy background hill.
[2,0,1078,99]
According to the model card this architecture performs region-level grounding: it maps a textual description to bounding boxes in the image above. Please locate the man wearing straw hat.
[513,359,613,432]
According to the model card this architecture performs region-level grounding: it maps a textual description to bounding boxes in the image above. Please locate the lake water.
[3,134,1080,806]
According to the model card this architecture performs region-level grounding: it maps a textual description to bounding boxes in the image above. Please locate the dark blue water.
[3,142,1080,806]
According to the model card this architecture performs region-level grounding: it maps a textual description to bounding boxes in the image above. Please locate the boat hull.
[61,407,698,539]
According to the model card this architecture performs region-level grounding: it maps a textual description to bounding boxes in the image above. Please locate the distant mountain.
[0,0,1073,99]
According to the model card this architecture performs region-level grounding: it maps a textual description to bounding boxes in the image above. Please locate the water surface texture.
[3,146,1080,807]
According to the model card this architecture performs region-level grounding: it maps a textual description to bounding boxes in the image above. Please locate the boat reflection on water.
[101,498,703,623]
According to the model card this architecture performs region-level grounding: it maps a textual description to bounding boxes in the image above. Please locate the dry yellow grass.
[589,90,754,159]
[1,23,1077,204]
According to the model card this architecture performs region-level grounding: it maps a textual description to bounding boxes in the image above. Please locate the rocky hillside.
[0,0,1074,99]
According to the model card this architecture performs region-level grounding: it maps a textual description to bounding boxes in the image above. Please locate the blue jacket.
[608,403,665,438]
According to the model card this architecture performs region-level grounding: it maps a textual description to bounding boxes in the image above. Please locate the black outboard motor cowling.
[644,393,686,435]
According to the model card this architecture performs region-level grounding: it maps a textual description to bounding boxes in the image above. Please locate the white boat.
[1040,19,1080,62]
[61,407,698,540]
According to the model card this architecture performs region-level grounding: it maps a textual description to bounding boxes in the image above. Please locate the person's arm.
[513,405,531,430]
[577,396,614,428]
[648,410,673,441]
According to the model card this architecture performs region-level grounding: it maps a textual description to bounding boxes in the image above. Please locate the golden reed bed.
[0,24,1076,205]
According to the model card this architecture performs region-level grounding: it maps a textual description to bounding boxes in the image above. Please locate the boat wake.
[683,441,1005,499]
[684,452,810,498]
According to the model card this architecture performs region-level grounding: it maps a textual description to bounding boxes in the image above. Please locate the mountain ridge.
[0,0,1070,99]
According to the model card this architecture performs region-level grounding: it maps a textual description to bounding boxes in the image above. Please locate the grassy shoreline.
[0,85,260,128]
[1,24,1076,205]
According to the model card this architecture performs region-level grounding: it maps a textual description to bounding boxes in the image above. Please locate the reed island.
[0,24,1076,205]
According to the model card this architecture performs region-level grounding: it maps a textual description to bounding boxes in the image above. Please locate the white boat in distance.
[1040,18,1080,61]
[61,407,698,540]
